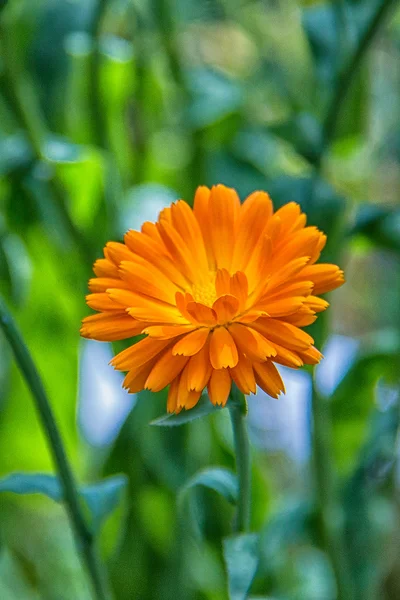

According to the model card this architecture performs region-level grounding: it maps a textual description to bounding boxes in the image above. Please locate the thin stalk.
[88,0,108,148]
[152,0,205,190]
[0,14,94,265]
[312,387,354,600]
[0,296,113,600]
[229,393,251,533]
[317,0,398,169]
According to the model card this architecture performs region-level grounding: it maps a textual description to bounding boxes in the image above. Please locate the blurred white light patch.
[78,340,136,447]
[315,335,359,398]
[248,367,312,464]
[121,184,178,232]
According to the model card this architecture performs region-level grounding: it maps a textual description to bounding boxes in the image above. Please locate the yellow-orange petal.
[232,190,273,272]
[229,353,256,395]
[86,293,123,312]
[142,324,196,339]
[111,337,172,371]
[172,328,209,356]
[186,301,217,326]
[209,327,239,369]
[167,377,180,413]
[177,364,202,409]
[145,350,189,392]
[123,359,158,393]
[229,323,276,362]
[207,368,231,406]
[187,338,213,391]
[253,361,285,398]
[93,258,119,278]
[212,294,240,324]
[299,264,345,294]
[80,313,143,341]
[250,318,314,351]
[88,277,130,293]
[209,184,240,270]
[298,345,323,365]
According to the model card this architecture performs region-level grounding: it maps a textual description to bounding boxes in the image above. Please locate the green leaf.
[151,394,224,426]
[223,533,259,600]
[0,472,127,533]
[180,467,238,506]
[178,467,237,540]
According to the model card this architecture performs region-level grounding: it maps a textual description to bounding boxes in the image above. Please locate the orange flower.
[81,185,344,413]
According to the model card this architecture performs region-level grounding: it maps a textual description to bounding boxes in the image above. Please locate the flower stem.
[316,0,397,170]
[229,393,251,533]
[88,0,108,148]
[0,296,113,600]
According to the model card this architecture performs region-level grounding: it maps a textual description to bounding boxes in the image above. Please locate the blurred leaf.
[349,204,400,252]
[0,133,33,177]
[180,467,238,506]
[0,546,41,600]
[0,232,32,305]
[188,69,242,129]
[0,472,127,533]
[223,533,259,600]
[151,395,224,426]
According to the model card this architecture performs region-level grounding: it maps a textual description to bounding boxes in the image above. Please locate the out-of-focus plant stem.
[89,0,108,148]
[317,0,398,170]
[229,392,251,533]
[152,0,205,193]
[312,314,354,600]
[0,296,113,600]
[0,12,94,265]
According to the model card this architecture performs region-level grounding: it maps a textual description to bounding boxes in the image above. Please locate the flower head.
[81,184,344,413]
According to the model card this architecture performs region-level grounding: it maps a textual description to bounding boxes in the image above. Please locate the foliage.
[0,0,400,599]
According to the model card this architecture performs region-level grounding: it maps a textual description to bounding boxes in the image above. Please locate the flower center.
[191,273,217,307]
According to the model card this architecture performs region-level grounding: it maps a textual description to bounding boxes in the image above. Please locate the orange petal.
[207,368,232,406]
[209,327,239,369]
[186,301,217,326]
[105,241,134,265]
[229,352,256,395]
[259,297,305,317]
[124,229,189,290]
[250,318,313,351]
[186,338,213,391]
[156,219,198,282]
[215,268,232,296]
[271,343,303,368]
[229,271,248,311]
[93,258,119,278]
[80,313,143,341]
[123,358,158,393]
[299,264,345,294]
[145,350,189,392]
[229,323,276,362]
[298,345,323,365]
[212,294,240,324]
[232,190,273,272]
[88,277,130,293]
[111,337,172,371]
[170,200,209,272]
[86,293,123,312]
[143,324,196,339]
[167,376,180,413]
[209,184,240,270]
[119,260,179,305]
[253,361,285,398]
[193,186,214,268]
[177,363,202,409]
[172,328,209,356]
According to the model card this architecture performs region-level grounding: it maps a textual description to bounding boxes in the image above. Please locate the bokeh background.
[0,0,400,598]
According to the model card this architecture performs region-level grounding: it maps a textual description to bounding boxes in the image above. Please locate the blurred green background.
[0,0,400,598]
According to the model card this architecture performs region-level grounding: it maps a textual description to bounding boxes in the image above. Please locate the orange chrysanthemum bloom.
[81,184,344,413]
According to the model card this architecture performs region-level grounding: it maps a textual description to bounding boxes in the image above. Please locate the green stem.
[88,0,108,148]
[152,0,205,191]
[311,314,354,600]
[0,296,112,600]
[229,394,251,533]
[317,0,397,169]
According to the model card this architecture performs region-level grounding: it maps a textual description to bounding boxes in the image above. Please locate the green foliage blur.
[0,0,400,599]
